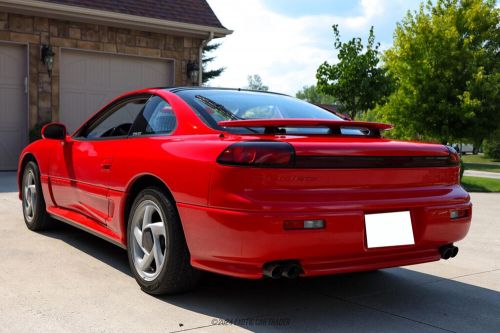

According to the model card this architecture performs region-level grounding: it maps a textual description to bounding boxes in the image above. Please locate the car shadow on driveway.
[164,270,500,333]
[40,222,131,276]
[38,222,500,333]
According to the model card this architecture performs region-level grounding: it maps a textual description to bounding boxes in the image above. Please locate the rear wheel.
[127,187,200,294]
[22,161,52,230]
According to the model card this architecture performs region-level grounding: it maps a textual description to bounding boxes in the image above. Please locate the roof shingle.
[41,0,226,29]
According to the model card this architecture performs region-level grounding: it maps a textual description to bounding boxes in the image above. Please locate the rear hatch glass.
[175,89,349,135]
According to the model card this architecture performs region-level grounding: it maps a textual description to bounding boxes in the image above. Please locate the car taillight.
[217,141,295,167]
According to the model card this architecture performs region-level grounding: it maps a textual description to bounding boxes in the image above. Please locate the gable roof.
[42,0,226,29]
[0,0,232,37]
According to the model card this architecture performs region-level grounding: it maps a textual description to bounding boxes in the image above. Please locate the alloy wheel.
[131,200,167,281]
[23,170,37,223]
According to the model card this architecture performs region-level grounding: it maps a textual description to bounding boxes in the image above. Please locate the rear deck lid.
[219,119,458,169]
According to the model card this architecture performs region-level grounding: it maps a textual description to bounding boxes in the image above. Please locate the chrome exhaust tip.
[439,244,459,260]
[263,262,284,279]
[282,263,301,279]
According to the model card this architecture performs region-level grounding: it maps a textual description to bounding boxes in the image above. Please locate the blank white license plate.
[364,211,415,248]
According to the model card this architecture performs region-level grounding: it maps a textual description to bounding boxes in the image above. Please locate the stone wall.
[0,12,202,129]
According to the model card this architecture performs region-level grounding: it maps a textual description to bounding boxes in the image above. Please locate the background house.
[0,0,231,170]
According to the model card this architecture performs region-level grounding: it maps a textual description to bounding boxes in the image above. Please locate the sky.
[205,0,422,95]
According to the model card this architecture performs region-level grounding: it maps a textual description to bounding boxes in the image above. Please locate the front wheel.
[22,161,53,230]
[127,187,201,294]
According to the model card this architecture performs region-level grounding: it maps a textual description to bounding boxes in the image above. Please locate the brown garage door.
[0,43,27,171]
[60,49,174,133]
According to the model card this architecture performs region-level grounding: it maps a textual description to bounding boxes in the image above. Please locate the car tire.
[127,187,201,295]
[22,161,53,231]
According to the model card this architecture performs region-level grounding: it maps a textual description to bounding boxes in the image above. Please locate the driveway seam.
[343,268,500,301]
[446,268,500,281]
[303,269,499,330]
[169,323,214,333]
[302,287,457,333]
[168,306,306,333]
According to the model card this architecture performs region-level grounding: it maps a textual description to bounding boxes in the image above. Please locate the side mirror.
[42,123,67,140]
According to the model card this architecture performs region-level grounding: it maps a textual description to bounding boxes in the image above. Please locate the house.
[0,0,231,170]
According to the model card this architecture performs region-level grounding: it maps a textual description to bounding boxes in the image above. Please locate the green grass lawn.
[461,154,500,173]
[461,176,500,192]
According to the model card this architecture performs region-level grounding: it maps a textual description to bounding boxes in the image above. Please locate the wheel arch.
[18,153,37,199]
[123,174,178,234]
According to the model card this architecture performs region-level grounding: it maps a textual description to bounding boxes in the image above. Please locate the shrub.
[483,130,500,161]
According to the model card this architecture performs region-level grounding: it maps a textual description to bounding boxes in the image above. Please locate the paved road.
[464,170,500,179]
[0,171,499,333]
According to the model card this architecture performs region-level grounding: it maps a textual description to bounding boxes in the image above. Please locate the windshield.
[175,89,343,134]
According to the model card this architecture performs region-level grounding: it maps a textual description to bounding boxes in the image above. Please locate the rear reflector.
[284,219,325,230]
[450,209,468,219]
[217,141,294,167]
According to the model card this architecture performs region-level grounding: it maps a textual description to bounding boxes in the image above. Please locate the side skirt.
[48,207,126,250]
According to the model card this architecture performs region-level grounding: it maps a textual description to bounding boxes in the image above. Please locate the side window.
[81,97,149,139]
[130,96,177,136]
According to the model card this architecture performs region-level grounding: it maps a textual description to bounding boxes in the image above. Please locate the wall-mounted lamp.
[186,60,199,86]
[41,45,55,77]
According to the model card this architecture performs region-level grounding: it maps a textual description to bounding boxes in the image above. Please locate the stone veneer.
[0,12,202,129]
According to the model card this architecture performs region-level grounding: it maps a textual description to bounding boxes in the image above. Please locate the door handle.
[101,158,113,171]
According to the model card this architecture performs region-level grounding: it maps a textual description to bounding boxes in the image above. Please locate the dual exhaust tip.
[439,244,459,260]
[264,245,459,278]
[263,261,302,279]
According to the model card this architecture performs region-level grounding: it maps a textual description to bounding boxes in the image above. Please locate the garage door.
[60,49,174,133]
[0,43,27,171]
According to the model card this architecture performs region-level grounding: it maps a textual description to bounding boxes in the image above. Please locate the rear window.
[175,89,343,134]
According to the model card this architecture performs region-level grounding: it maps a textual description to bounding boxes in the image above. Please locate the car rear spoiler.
[218,119,393,137]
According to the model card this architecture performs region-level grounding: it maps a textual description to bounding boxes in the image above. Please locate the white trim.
[25,43,30,140]
[0,0,233,38]
[0,41,29,133]
[60,46,177,66]
[0,41,29,164]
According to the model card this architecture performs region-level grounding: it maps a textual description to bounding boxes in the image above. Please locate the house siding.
[0,12,202,131]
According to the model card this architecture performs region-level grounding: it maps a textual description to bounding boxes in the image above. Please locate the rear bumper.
[177,197,472,279]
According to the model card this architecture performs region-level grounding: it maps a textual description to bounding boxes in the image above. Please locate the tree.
[316,25,393,119]
[246,74,269,91]
[202,42,225,84]
[483,129,500,160]
[378,0,499,145]
[296,85,336,104]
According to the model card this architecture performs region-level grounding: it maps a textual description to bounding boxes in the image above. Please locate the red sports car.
[18,87,472,294]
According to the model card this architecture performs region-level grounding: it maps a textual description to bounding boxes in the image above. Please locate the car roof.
[159,86,290,97]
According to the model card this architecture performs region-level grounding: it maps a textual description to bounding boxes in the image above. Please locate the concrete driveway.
[0,171,498,333]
